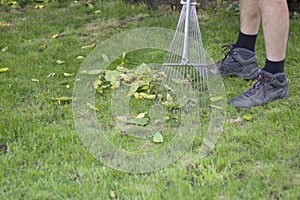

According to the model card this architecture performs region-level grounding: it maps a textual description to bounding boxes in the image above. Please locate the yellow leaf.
[94,10,101,14]
[63,72,74,77]
[22,39,32,43]
[153,132,163,143]
[109,190,116,199]
[76,56,85,59]
[31,79,39,83]
[137,92,155,100]
[52,34,59,39]
[1,47,8,52]
[46,72,55,78]
[96,87,103,94]
[80,69,102,75]
[6,1,17,6]
[93,79,102,89]
[0,68,9,73]
[81,43,96,49]
[38,44,47,51]
[136,112,147,119]
[0,22,12,27]
[210,96,224,102]
[243,114,253,121]
[87,103,99,111]
[56,59,65,64]
[166,93,173,102]
[35,4,45,9]
[134,92,139,99]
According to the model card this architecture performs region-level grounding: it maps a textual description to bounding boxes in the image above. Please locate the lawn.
[0,0,299,199]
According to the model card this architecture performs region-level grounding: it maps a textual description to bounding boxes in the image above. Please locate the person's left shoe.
[230,69,289,109]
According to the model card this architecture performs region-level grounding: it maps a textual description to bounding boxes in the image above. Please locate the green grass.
[1,1,300,199]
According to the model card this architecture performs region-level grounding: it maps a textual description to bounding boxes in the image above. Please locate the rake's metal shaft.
[182,0,192,64]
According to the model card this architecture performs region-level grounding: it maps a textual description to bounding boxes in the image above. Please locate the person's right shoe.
[216,44,259,80]
[230,69,290,109]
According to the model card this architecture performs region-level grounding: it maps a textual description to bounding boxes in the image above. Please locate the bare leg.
[258,0,289,61]
[239,0,261,35]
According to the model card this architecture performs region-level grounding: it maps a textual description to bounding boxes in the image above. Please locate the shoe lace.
[244,70,274,101]
[221,44,236,64]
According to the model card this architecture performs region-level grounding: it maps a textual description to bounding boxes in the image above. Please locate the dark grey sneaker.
[230,69,289,109]
[216,45,259,80]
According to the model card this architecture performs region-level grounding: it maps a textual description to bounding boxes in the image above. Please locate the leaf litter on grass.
[0,68,9,73]
[89,62,210,150]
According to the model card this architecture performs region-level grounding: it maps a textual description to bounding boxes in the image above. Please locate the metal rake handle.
[182,0,193,64]
[180,0,197,5]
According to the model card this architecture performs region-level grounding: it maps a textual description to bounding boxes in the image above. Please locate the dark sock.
[263,59,285,74]
[235,31,257,52]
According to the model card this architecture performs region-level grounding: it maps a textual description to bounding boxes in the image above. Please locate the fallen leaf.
[127,81,149,97]
[105,70,122,88]
[76,56,85,59]
[51,34,59,39]
[243,114,253,121]
[134,92,156,100]
[35,4,45,9]
[87,103,99,111]
[56,59,65,65]
[63,72,74,77]
[210,96,224,102]
[0,22,12,27]
[134,92,140,99]
[38,44,47,51]
[93,79,102,89]
[46,72,55,78]
[81,43,96,49]
[1,47,8,52]
[166,93,173,102]
[162,101,180,109]
[109,190,116,199]
[31,79,39,82]
[5,1,17,6]
[135,64,149,74]
[0,68,9,73]
[94,10,101,14]
[96,87,103,94]
[80,69,103,75]
[22,39,32,43]
[136,112,147,119]
[116,65,130,73]
[153,132,163,143]
[86,2,95,9]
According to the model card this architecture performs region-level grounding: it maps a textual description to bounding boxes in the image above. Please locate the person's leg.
[239,0,261,35]
[215,0,260,79]
[230,0,290,109]
[235,0,260,51]
[259,0,289,74]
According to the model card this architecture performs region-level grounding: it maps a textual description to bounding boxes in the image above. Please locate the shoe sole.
[222,67,259,80]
